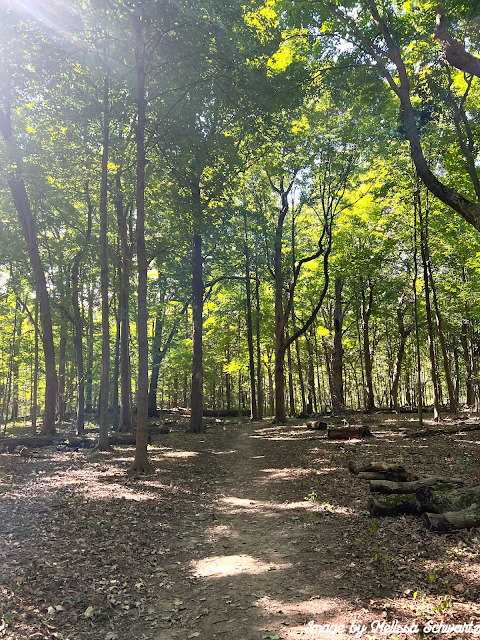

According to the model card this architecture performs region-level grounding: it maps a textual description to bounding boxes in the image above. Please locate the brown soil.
[2,413,480,640]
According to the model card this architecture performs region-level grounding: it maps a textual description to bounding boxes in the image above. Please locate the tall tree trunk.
[112,308,120,430]
[72,256,85,434]
[148,289,165,417]
[305,331,316,414]
[361,281,375,413]
[190,182,205,433]
[266,354,275,416]
[57,324,66,422]
[31,297,39,434]
[461,318,475,406]
[286,325,295,416]
[0,104,57,435]
[331,278,345,412]
[418,187,441,421]
[114,178,133,433]
[85,284,94,413]
[273,187,289,422]
[97,73,111,451]
[292,310,306,414]
[244,211,257,420]
[255,235,263,420]
[423,235,457,412]
[11,301,21,421]
[390,295,412,411]
[132,14,151,470]
[413,209,423,424]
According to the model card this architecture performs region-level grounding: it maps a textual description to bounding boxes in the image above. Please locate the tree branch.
[434,10,480,77]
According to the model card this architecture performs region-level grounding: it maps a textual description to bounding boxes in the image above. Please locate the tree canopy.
[1,0,480,463]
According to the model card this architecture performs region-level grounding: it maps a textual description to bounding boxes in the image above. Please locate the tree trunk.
[418,189,440,421]
[97,74,111,451]
[85,284,94,413]
[331,278,345,412]
[422,210,457,413]
[148,290,165,417]
[244,211,257,420]
[292,311,306,415]
[305,331,317,414]
[0,106,57,435]
[132,14,151,471]
[361,281,375,413]
[286,325,295,417]
[114,173,133,432]
[11,302,21,421]
[266,354,274,416]
[31,297,38,435]
[57,324,66,423]
[191,228,204,433]
[273,187,289,422]
[255,235,263,420]
[112,309,120,430]
[72,256,85,435]
[390,295,412,411]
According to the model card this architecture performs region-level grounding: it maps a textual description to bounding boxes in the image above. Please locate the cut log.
[306,420,328,430]
[369,477,441,493]
[327,426,372,439]
[367,494,418,517]
[423,511,480,531]
[348,461,417,481]
[0,437,55,454]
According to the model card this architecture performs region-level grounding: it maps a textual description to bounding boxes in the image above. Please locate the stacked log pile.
[350,461,480,532]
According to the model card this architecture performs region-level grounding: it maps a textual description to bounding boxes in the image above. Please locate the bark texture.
[0,105,57,435]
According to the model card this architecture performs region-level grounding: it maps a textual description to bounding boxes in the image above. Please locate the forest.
[4,1,480,639]
[1,0,480,461]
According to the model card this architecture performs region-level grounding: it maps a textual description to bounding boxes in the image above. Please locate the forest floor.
[1,412,480,640]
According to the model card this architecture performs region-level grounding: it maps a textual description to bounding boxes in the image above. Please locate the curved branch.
[434,10,480,78]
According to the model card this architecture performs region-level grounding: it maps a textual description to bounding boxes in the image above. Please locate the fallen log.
[367,494,418,517]
[358,472,392,480]
[423,511,480,531]
[349,461,417,481]
[327,426,372,440]
[61,437,96,448]
[0,437,55,454]
[407,423,480,438]
[306,421,328,430]
[369,477,442,493]
[368,483,480,522]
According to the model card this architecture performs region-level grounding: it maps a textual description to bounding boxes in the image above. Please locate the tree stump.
[306,420,327,430]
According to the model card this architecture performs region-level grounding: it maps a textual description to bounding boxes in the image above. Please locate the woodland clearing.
[1,413,480,640]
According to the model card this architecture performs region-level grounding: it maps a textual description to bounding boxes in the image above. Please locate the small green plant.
[456,453,472,471]
[1,612,13,636]
[383,554,395,573]
[88,519,111,534]
[432,596,452,614]
[370,520,378,535]
[305,491,318,502]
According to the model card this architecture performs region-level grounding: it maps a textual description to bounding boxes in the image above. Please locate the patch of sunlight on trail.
[192,554,291,578]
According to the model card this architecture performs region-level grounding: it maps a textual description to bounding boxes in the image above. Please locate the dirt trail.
[172,420,359,640]
[2,416,480,640]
